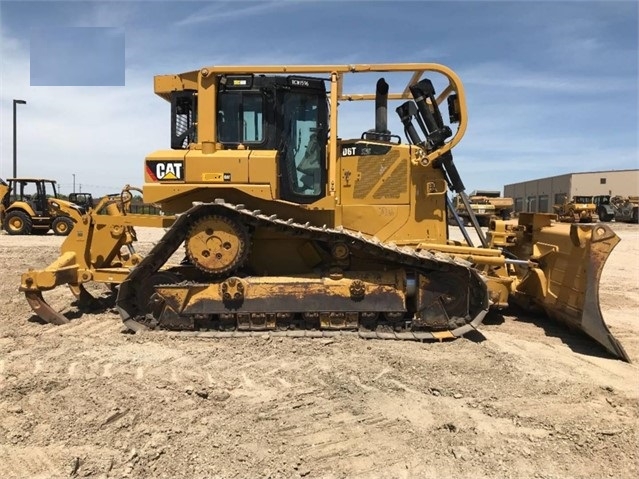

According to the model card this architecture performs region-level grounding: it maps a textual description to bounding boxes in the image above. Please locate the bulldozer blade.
[25,291,70,325]
[515,222,628,361]
[579,270,629,362]
[570,225,628,361]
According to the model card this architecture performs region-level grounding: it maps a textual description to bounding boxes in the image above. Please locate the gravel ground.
[0,223,637,479]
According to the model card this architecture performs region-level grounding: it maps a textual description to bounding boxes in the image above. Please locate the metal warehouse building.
[504,169,639,214]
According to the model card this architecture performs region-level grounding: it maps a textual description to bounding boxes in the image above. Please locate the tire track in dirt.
[43,316,121,337]
[2,227,638,479]
[0,445,61,478]
[0,445,120,479]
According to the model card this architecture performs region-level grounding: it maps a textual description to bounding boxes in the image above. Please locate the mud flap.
[513,222,628,361]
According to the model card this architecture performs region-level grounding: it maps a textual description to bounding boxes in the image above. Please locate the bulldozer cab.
[170,74,328,204]
[573,195,594,205]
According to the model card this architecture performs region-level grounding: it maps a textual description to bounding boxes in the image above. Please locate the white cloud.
[460,62,635,94]
[176,0,299,27]
[0,24,167,193]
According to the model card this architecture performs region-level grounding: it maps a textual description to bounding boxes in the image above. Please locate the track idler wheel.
[185,215,249,275]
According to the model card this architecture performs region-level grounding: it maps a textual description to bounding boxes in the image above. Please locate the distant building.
[504,169,639,213]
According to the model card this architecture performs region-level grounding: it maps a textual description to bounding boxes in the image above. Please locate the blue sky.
[30,26,125,86]
[0,0,637,195]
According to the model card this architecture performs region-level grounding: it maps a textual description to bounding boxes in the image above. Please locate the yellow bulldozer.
[450,190,513,227]
[553,194,599,223]
[19,62,628,361]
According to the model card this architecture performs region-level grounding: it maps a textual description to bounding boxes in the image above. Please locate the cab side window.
[218,92,264,144]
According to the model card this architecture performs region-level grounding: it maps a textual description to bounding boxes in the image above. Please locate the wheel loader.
[1,177,75,235]
[18,63,628,361]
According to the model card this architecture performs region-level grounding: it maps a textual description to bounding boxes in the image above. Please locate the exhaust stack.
[375,78,389,135]
[364,78,391,141]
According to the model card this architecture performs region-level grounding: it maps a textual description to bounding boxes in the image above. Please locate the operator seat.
[297,133,321,193]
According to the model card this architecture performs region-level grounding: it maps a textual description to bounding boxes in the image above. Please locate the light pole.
[73,174,76,193]
[13,99,27,178]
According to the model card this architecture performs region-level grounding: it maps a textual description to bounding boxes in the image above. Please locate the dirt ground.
[0,223,637,479]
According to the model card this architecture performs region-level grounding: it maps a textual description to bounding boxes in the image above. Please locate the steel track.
[117,199,488,339]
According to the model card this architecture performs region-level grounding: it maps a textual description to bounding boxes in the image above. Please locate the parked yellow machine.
[472,190,514,220]
[0,179,8,223]
[553,194,599,223]
[19,62,627,361]
[450,193,496,227]
[1,178,75,235]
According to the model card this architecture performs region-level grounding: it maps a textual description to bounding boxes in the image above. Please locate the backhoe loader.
[19,63,628,361]
[1,178,74,235]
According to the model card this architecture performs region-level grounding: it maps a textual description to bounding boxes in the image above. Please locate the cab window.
[217,92,264,144]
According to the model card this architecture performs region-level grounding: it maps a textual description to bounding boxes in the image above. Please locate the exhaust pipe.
[364,78,391,141]
[375,78,390,135]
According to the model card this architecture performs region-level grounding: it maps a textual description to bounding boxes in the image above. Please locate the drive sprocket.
[185,214,249,275]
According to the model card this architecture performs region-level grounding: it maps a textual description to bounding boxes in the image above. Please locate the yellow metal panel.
[431,331,456,340]
[340,205,411,242]
[184,149,249,183]
[154,72,199,100]
[409,159,448,244]
[247,150,279,199]
[199,71,217,151]
[143,184,275,211]
[339,147,411,206]
[329,72,339,196]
